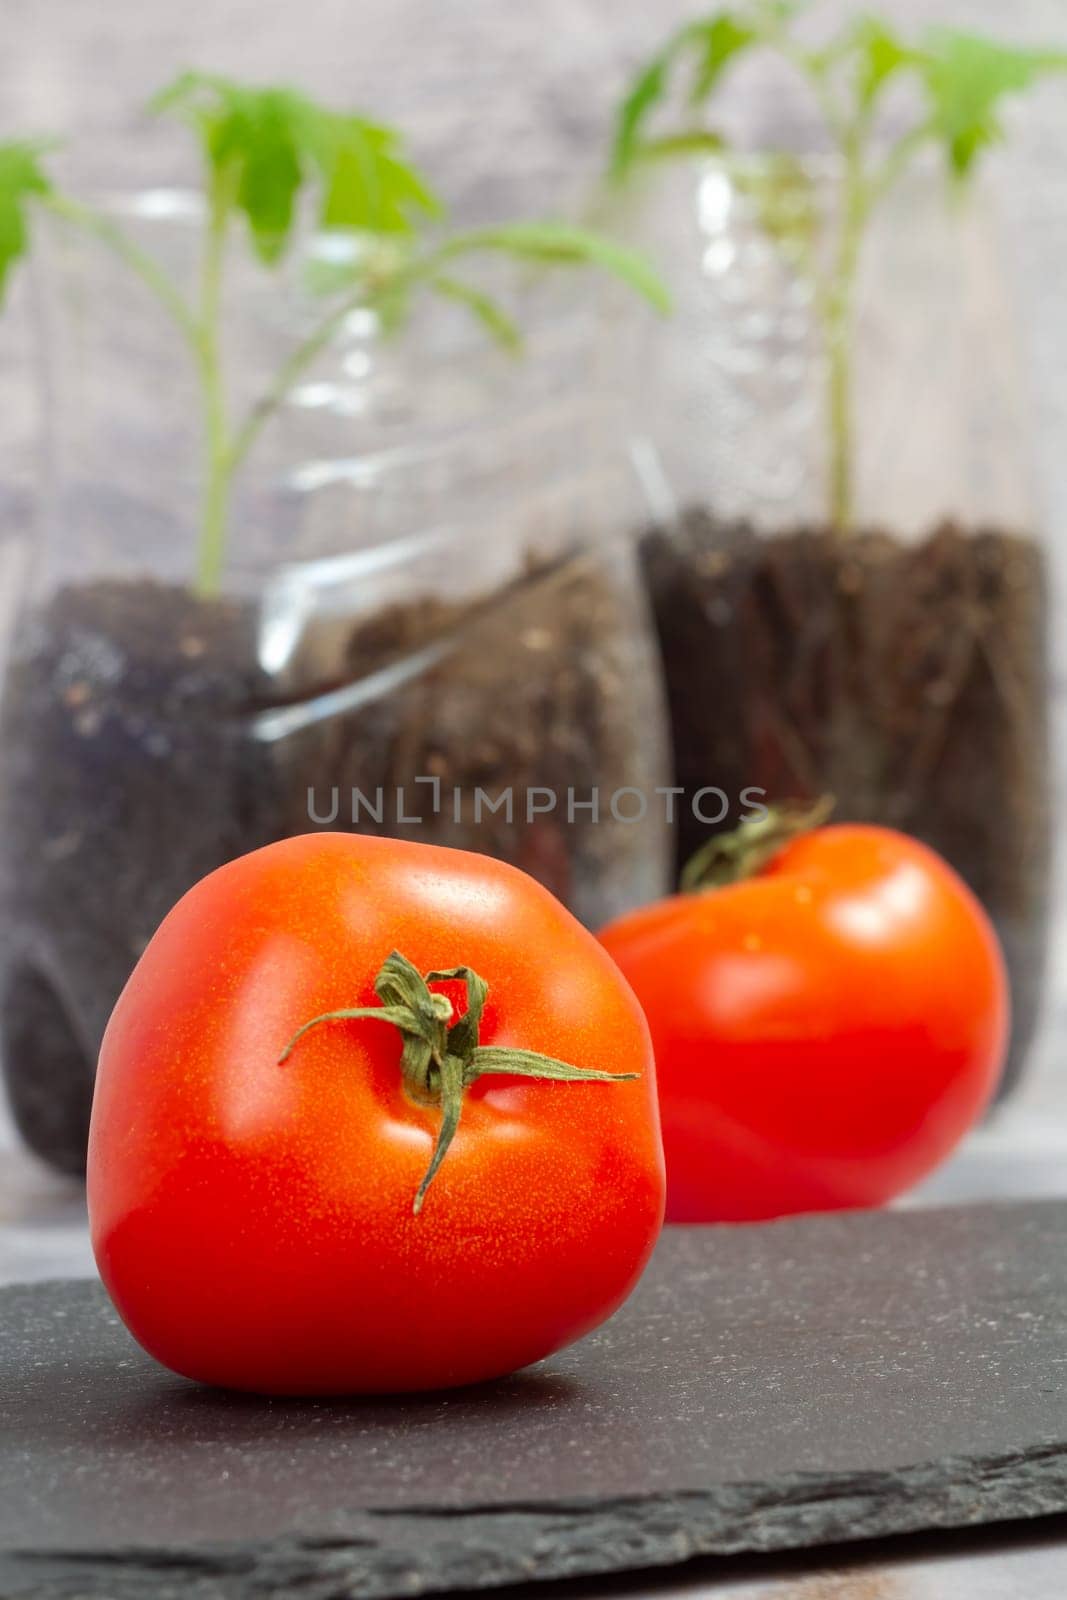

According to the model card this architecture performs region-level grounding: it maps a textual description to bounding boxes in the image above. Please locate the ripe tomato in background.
[89,834,664,1394]
[600,822,1007,1223]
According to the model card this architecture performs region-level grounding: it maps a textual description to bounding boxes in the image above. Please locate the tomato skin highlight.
[599,825,1008,1223]
[88,834,664,1394]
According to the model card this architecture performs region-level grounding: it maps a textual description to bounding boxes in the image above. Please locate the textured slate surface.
[3,1202,1067,1599]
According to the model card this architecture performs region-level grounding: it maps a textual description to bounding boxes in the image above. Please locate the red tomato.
[599,824,1007,1222]
[88,834,664,1394]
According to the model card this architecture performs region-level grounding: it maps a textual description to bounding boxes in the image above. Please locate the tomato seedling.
[0,75,667,596]
[611,3,1066,531]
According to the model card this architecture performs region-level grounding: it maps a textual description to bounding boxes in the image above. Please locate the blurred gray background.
[1,0,1066,1176]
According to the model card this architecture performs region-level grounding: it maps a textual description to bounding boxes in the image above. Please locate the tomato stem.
[278,950,639,1214]
[681,795,836,893]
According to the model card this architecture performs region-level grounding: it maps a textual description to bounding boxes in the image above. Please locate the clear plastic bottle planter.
[0,193,669,1173]
[631,159,1048,1095]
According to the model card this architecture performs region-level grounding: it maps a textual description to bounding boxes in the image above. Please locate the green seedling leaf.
[612,48,680,179]
[756,0,807,20]
[611,3,816,178]
[303,111,442,235]
[427,274,523,353]
[0,139,54,302]
[634,131,728,163]
[304,220,667,348]
[690,15,760,101]
[918,30,1067,177]
[218,90,302,261]
[429,222,671,313]
[152,73,301,260]
[612,11,760,177]
[851,16,916,109]
[151,72,442,262]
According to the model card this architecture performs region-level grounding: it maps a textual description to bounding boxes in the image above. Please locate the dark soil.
[0,555,663,1174]
[643,511,1050,1098]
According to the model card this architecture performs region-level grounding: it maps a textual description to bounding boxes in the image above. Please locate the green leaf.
[611,12,755,178]
[152,74,306,261]
[217,89,303,262]
[632,130,728,163]
[302,111,442,235]
[427,274,523,353]
[429,222,671,314]
[0,139,54,302]
[306,222,664,350]
[755,0,806,20]
[689,15,759,101]
[918,30,1067,177]
[612,8,799,179]
[611,48,676,178]
[850,16,915,109]
[151,71,442,263]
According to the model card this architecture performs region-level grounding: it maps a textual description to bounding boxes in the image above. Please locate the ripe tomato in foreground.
[88,834,664,1394]
[599,810,1007,1223]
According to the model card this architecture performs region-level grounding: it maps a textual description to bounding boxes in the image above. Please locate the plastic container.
[0,193,670,1172]
[629,159,1049,1095]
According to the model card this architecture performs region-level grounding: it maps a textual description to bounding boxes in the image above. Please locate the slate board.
[3,1201,1067,1599]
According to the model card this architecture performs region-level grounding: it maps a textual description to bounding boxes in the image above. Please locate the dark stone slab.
[4,1201,1067,1598]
